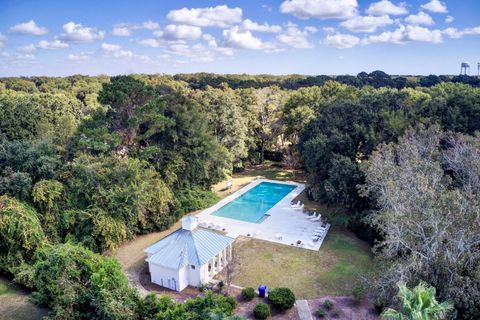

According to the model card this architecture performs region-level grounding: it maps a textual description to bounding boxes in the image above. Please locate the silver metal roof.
[145,228,234,269]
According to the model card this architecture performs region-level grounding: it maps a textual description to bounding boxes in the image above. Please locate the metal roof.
[145,228,234,269]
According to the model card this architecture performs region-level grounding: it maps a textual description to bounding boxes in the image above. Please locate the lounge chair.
[312,235,320,242]
[294,204,304,211]
[310,213,321,221]
[290,200,301,208]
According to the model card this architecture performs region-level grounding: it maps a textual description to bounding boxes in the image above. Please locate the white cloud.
[280,0,358,20]
[138,38,163,48]
[9,20,48,35]
[340,15,393,33]
[167,5,242,28]
[367,0,408,16]
[101,43,121,52]
[262,4,273,12]
[112,26,132,37]
[222,26,274,50]
[0,33,8,48]
[17,44,36,53]
[277,23,317,48]
[142,20,160,30]
[60,22,104,42]
[100,43,149,62]
[362,25,443,44]
[15,53,36,61]
[111,20,160,37]
[162,24,202,40]
[37,40,69,49]
[324,33,360,48]
[445,16,454,23]
[241,19,282,33]
[442,26,480,39]
[203,34,234,55]
[323,27,337,33]
[405,12,434,26]
[166,43,219,62]
[68,53,92,61]
[421,0,447,13]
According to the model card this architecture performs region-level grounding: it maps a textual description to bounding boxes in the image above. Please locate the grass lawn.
[0,277,48,320]
[224,227,374,299]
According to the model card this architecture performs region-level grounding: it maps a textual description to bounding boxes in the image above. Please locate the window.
[191,265,196,269]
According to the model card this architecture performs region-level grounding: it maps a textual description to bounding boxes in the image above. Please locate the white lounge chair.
[290,200,301,208]
[226,180,233,189]
[294,204,304,211]
[309,213,321,221]
[312,235,321,242]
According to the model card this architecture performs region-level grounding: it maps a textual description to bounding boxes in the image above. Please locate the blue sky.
[0,0,479,76]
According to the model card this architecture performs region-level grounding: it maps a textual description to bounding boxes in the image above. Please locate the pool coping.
[205,179,303,223]
[196,179,330,251]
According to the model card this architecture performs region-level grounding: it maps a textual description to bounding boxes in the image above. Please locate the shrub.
[352,284,366,302]
[268,287,296,311]
[323,299,334,310]
[242,287,256,301]
[176,187,220,214]
[0,195,46,275]
[253,302,271,319]
[315,308,326,318]
[185,291,236,318]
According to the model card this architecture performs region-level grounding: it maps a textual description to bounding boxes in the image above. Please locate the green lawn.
[226,227,375,299]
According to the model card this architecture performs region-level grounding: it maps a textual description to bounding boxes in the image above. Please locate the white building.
[145,216,234,292]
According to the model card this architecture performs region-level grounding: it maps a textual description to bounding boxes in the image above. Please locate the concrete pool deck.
[196,179,330,251]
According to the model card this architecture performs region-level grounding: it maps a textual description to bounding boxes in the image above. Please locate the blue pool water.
[211,182,296,223]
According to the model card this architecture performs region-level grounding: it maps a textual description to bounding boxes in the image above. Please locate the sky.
[0,0,479,76]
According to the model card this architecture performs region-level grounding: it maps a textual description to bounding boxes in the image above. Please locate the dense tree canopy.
[1,72,480,319]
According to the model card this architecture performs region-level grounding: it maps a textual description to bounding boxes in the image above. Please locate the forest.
[1,71,480,319]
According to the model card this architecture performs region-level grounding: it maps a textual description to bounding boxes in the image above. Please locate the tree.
[382,283,453,320]
[361,125,480,318]
[32,243,140,319]
[98,75,154,150]
[194,85,249,169]
[254,87,285,164]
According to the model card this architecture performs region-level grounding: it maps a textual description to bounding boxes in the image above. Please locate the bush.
[253,302,271,319]
[268,287,296,311]
[242,287,256,301]
[352,284,366,302]
[0,195,45,275]
[176,187,220,215]
[323,299,334,310]
[315,309,326,318]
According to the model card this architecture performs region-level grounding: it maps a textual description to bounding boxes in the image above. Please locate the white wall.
[149,263,185,291]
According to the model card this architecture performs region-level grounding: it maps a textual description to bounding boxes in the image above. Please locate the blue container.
[258,285,267,298]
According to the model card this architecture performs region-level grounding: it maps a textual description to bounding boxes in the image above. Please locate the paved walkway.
[296,300,313,320]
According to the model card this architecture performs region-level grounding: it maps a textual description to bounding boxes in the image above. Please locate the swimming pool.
[211,182,296,223]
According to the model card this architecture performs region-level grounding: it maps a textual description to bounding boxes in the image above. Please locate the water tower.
[460,62,470,75]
